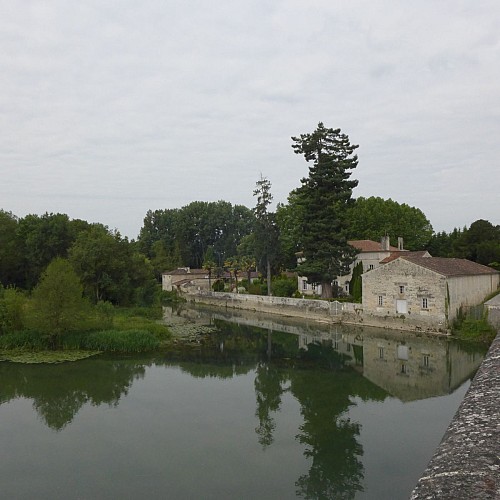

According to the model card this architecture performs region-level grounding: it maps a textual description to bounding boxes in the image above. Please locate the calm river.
[0,304,485,499]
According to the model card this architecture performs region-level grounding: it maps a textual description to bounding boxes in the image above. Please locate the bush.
[212,280,224,292]
[271,277,297,297]
[0,287,27,334]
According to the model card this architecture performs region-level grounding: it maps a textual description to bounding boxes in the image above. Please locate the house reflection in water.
[299,328,483,401]
[165,304,484,402]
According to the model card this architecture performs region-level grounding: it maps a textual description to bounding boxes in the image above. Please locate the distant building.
[362,254,500,329]
[162,267,259,293]
[298,236,407,296]
[162,268,210,292]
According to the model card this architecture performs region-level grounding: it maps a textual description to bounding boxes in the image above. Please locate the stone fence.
[411,332,500,499]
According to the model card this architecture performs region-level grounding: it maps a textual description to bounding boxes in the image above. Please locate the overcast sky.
[1,1,499,239]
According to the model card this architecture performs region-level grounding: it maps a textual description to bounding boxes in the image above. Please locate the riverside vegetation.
[0,259,172,363]
[1,123,499,358]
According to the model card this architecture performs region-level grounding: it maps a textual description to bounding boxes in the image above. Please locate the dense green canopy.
[291,122,359,297]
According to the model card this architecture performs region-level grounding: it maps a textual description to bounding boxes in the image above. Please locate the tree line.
[1,122,499,304]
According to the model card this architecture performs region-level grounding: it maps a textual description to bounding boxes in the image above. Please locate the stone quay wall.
[411,332,500,499]
[185,290,447,333]
[184,290,350,322]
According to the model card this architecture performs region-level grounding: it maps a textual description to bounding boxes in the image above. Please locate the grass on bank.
[0,306,172,363]
[453,317,497,345]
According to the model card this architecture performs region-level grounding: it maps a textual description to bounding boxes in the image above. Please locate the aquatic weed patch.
[0,349,99,364]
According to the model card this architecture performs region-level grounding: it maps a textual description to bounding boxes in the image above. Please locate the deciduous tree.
[28,258,89,347]
[347,197,433,250]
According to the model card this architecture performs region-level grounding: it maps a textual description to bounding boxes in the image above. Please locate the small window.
[422,298,428,309]
[399,285,405,294]
[345,281,349,292]
[378,347,384,359]
[378,295,383,306]
[423,354,430,367]
[401,363,408,374]
[302,280,307,290]
[369,264,374,270]
[333,280,338,286]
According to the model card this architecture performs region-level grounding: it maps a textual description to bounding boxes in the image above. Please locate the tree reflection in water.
[253,338,388,499]
[1,313,473,499]
[0,359,146,431]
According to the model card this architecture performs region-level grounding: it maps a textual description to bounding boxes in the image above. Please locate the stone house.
[299,236,405,296]
[362,254,500,330]
[162,268,210,292]
[162,267,259,293]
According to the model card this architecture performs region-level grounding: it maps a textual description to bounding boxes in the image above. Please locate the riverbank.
[411,331,500,499]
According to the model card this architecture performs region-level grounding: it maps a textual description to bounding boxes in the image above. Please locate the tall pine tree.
[292,122,359,298]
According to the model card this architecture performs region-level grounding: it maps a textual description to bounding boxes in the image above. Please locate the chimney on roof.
[398,237,404,250]
[381,235,390,251]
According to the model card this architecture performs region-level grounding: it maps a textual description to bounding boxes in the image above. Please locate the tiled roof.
[400,255,499,277]
[348,239,400,252]
[380,251,430,264]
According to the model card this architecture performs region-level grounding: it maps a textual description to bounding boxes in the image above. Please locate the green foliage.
[26,258,91,346]
[253,175,280,294]
[69,225,153,305]
[349,262,363,302]
[160,290,186,304]
[452,303,497,344]
[95,301,114,329]
[16,213,91,289]
[0,210,22,286]
[275,196,305,269]
[291,122,359,298]
[212,279,225,292]
[138,201,255,269]
[0,330,49,350]
[347,196,433,250]
[63,330,160,352]
[271,276,297,297]
[0,286,27,334]
[428,220,500,266]
[453,317,496,344]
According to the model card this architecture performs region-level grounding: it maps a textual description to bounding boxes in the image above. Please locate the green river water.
[0,305,485,499]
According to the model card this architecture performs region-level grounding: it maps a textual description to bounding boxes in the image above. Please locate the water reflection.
[172,304,485,401]
[0,358,146,430]
[0,305,486,499]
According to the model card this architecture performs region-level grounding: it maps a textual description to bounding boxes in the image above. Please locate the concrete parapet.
[410,332,500,499]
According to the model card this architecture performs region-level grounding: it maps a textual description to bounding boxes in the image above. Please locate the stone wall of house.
[362,259,448,331]
[447,274,500,322]
[162,274,173,291]
[361,336,483,401]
